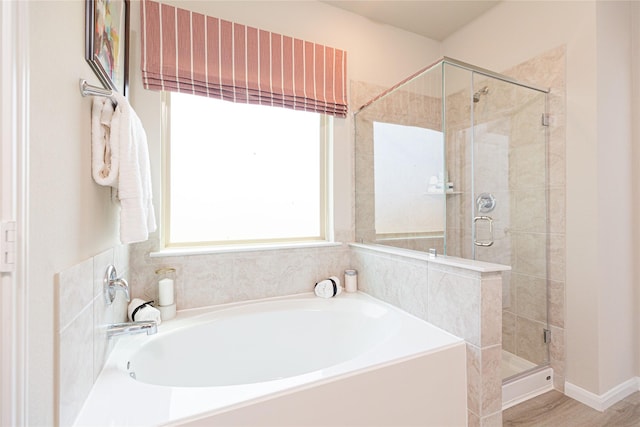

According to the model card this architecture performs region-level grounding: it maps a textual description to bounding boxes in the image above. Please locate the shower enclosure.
[354,57,550,383]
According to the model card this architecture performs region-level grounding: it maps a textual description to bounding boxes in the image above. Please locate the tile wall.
[127,237,351,309]
[56,244,130,427]
[350,244,504,427]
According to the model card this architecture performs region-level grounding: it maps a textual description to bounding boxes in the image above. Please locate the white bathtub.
[74,292,467,426]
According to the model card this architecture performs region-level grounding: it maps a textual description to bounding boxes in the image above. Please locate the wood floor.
[503,390,640,426]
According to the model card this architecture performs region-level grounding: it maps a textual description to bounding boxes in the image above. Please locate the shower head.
[473,86,489,103]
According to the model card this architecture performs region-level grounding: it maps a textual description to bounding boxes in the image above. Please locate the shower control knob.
[476,193,496,213]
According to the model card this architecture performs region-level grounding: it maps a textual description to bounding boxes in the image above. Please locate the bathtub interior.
[129,298,402,387]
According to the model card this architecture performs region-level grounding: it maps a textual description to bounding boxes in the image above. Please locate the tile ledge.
[348,243,511,273]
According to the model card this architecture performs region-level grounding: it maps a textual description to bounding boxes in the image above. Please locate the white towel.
[91,97,119,186]
[91,93,157,244]
[127,298,162,325]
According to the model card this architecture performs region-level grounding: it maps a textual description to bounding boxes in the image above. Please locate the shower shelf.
[426,191,463,195]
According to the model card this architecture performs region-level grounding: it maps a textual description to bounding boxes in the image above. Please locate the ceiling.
[321,1,500,41]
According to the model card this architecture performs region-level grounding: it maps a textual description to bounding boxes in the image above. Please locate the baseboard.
[564,377,640,412]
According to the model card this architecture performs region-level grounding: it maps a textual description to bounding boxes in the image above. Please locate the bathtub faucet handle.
[104,265,130,305]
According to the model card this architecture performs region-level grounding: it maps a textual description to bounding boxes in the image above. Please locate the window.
[373,122,444,236]
[163,92,331,248]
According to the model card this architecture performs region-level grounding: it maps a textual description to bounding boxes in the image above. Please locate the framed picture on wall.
[85,0,129,96]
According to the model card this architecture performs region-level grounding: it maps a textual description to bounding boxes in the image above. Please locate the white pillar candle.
[344,270,357,293]
[158,278,174,306]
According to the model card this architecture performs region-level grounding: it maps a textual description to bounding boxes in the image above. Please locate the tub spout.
[107,320,157,338]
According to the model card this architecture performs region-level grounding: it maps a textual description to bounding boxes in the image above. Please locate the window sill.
[150,241,343,258]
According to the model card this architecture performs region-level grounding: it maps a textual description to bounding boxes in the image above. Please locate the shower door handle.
[473,216,494,247]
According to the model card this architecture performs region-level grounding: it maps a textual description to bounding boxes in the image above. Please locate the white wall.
[633,1,640,387]
[26,1,121,424]
[159,1,442,88]
[595,0,635,394]
[1,2,25,424]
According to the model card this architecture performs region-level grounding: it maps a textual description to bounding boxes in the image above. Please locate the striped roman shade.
[140,0,348,117]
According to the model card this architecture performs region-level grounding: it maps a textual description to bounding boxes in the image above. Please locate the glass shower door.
[471,73,550,379]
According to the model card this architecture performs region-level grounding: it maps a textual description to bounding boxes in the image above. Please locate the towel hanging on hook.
[88,85,157,244]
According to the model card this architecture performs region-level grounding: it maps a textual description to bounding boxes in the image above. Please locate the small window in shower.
[373,121,445,238]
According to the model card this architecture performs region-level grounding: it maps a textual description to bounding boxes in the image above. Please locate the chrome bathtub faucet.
[106,320,158,338]
[103,264,158,338]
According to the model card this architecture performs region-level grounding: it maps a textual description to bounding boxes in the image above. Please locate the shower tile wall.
[443,85,473,260]
[505,46,566,391]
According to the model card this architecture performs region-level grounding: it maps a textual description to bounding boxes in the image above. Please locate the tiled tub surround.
[55,244,130,427]
[350,243,507,427]
[127,237,352,310]
[74,292,467,426]
[57,241,351,427]
[60,241,505,426]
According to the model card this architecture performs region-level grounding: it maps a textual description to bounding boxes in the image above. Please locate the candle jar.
[344,269,358,292]
[155,267,176,320]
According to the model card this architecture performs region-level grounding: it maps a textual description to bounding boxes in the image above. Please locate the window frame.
[160,92,333,250]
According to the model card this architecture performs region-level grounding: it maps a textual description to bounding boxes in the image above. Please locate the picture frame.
[85,0,129,96]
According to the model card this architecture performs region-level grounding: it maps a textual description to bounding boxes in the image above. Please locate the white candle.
[158,278,174,306]
[344,270,357,293]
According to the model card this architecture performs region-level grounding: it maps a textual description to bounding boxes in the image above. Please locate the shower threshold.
[502,350,536,379]
[502,351,553,409]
